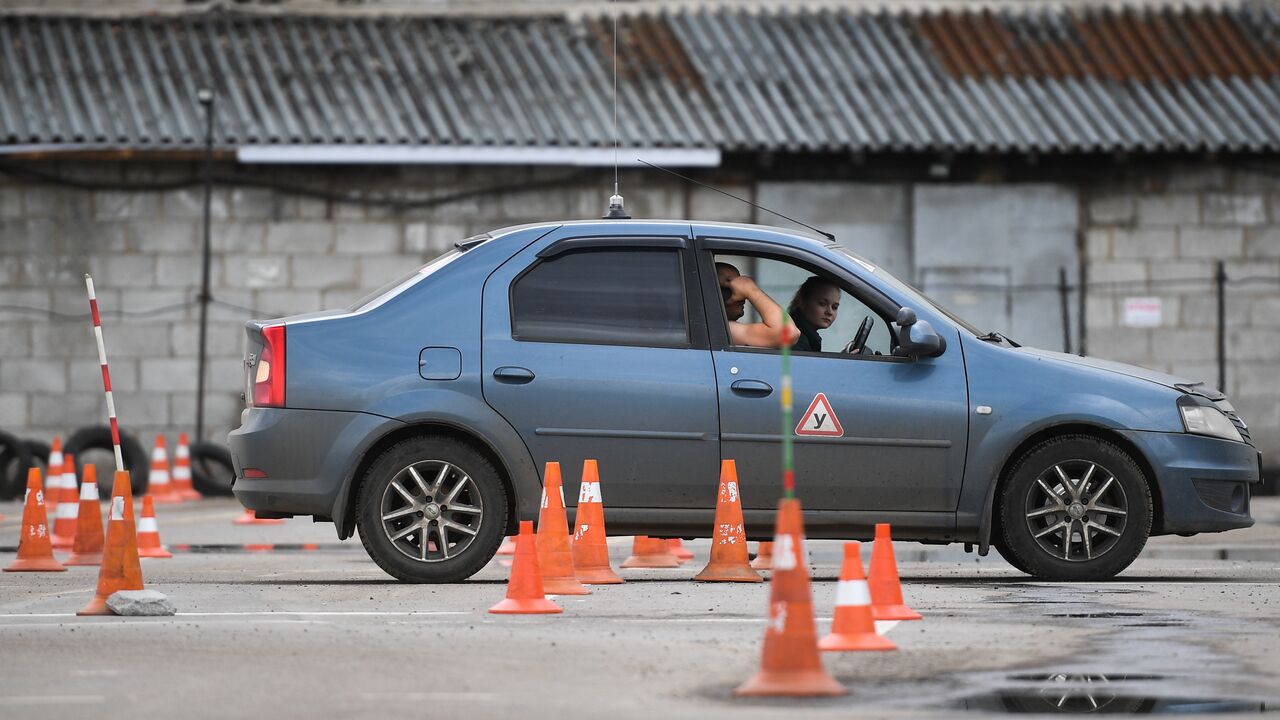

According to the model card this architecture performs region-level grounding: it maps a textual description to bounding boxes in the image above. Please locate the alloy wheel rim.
[1024,460,1128,562]
[380,460,483,563]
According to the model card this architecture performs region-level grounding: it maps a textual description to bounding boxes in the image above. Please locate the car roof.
[486,218,835,249]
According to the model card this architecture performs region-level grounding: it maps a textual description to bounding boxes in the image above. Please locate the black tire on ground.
[998,435,1152,581]
[991,532,1035,576]
[356,436,507,583]
[189,441,235,497]
[0,430,34,501]
[64,426,150,496]
[24,440,50,467]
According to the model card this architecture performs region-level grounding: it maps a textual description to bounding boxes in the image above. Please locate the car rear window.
[347,249,462,313]
[511,248,688,346]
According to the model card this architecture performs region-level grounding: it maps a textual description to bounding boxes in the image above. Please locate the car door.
[695,233,969,517]
[481,229,720,510]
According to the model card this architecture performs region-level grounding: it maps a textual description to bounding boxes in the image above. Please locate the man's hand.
[725,275,759,304]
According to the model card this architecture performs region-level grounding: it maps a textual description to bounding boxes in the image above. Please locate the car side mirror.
[895,307,946,358]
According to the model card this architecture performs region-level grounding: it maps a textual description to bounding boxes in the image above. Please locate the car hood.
[1015,347,1198,392]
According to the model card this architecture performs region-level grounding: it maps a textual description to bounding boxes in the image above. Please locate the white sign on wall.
[1123,297,1163,327]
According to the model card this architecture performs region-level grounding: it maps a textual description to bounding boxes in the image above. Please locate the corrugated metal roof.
[2,4,1280,155]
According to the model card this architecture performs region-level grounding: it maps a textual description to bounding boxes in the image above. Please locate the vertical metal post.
[195,89,214,443]
[1078,259,1088,356]
[1059,266,1072,354]
[1216,259,1226,392]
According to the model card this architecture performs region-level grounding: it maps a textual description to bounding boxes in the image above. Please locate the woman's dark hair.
[789,276,839,314]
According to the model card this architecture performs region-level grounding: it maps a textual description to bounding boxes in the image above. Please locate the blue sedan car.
[229,220,1260,582]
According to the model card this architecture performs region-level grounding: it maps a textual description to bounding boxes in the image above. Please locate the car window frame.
[694,236,909,363]
[507,236,708,351]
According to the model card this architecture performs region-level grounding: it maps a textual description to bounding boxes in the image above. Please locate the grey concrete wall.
[1084,165,1280,461]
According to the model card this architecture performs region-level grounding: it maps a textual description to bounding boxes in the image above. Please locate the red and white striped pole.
[85,274,124,473]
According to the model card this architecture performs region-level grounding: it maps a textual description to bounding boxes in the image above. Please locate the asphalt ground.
[0,498,1277,719]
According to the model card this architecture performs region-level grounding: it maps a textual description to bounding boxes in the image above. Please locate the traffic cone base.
[694,562,763,582]
[534,463,590,596]
[4,470,66,572]
[64,551,104,567]
[819,629,897,652]
[571,460,623,584]
[668,538,694,562]
[750,541,774,570]
[694,460,761,582]
[490,520,562,615]
[872,604,923,622]
[621,536,681,568]
[235,509,284,525]
[734,669,847,697]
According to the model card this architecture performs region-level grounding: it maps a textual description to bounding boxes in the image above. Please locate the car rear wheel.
[998,436,1152,581]
[356,436,507,583]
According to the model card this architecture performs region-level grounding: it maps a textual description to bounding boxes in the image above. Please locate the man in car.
[716,262,798,348]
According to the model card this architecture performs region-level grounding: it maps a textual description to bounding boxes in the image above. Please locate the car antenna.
[603,3,630,220]
[637,159,835,241]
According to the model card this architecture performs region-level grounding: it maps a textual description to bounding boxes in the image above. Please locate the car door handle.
[493,366,535,384]
[730,379,773,397]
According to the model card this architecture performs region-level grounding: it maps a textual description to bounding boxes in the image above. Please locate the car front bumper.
[229,407,395,525]
[1121,430,1260,535]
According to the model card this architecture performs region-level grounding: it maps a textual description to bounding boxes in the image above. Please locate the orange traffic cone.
[571,459,622,584]
[65,465,105,566]
[3,469,66,572]
[694,459,761,583]
[668,539,694,562]
[734,498,845,697]
[172,433,201,501]
[535,462,589,595]
[51,455,80,549]
[489,520,562,615]
[751,541,774,570]
[869,523,922,622]
[79,470,145,616]
[137,496,173,559]
[234,509,284,525]
[819,542,897,652]
[148,435,180,503]
[45,438,64,518]
[620,535,681,569]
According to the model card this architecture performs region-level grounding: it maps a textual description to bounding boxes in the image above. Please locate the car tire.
[64,426,150,496]
[991,533,1035,576]
[356,436,507,583]
[0,430,34,501]
[189,442,235,497]
[998,435,1152,581]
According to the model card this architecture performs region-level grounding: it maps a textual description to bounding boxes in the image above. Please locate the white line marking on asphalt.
[0,696,105,705]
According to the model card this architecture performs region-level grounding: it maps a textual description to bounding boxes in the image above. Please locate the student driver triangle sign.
[795,393,844,437]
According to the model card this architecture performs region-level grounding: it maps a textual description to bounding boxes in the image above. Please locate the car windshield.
[833,246,986,337]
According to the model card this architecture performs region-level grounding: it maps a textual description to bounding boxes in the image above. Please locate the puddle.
[1045,612,1144,619]
[169,543,356,554]
[957,674,1266,714]
[955,691,1265,714]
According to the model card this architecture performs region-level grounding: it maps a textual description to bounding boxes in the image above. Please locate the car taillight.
[253,324,286,408]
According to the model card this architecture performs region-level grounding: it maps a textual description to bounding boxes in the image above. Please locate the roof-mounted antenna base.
[603,193,631,220]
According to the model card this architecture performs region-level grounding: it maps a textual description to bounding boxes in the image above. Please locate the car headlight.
[1179,402,1243,443]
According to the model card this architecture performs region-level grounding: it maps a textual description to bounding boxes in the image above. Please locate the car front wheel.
[356,436,507,583]
[998,436,1152,581]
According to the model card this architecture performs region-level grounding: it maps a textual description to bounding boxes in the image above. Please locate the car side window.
[511,248,688,346]
[714,252,895,357]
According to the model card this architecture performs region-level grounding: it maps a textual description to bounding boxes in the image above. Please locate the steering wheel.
[841,316,873,355]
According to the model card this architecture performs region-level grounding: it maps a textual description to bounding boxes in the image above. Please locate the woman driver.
[789,276,840,352]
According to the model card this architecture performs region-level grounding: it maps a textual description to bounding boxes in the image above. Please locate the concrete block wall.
[0,162,687,447]
[1085,164,1280,460]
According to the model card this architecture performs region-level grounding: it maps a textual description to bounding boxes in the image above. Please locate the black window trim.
[509,236,705,350]
[694,236,909,362]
